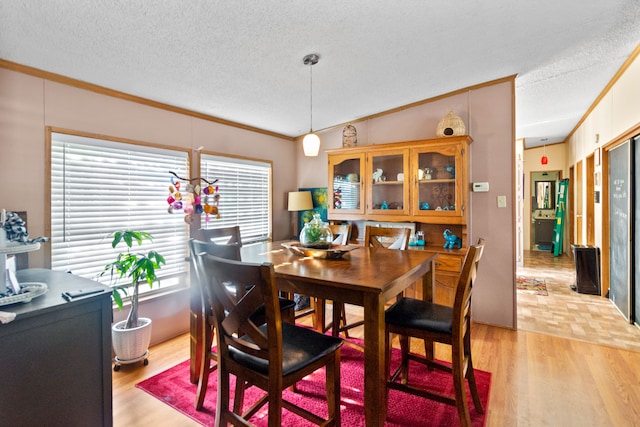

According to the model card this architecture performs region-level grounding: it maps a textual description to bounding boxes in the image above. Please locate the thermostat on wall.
[472,182,490,192]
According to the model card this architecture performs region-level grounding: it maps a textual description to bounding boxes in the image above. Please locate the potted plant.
[101,230,165,370]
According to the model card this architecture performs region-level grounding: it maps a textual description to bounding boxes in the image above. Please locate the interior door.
[634,135,640,326]
[568,165,575,250]
[586,154,595,246]
[576,160,583,244]
[609,140,631,321]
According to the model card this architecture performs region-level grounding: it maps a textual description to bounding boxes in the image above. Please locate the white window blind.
[50,132,190,290]
[200,154,271,243]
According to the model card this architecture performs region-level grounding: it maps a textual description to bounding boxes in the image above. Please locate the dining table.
[232,240,438,427]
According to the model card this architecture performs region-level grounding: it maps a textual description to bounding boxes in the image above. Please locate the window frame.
[46,127,193,297]
[196,151,273,244]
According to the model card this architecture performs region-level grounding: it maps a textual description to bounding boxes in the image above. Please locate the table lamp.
[287,191,313,239]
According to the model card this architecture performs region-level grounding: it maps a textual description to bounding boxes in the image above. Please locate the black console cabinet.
[571,245,601,295]
[0,269,112,426]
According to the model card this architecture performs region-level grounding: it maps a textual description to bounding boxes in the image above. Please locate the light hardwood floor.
[114,255,640,426]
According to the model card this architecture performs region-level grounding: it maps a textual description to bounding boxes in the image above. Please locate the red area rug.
[137,340,491,426]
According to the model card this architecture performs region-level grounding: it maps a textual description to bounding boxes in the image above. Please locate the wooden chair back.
[203,255,281,364]
[364,225,410,250]
[188,238,242,410]
[190,237,241,266]
[329,224,351,245]
[452,242,484,343]
[194,225,242,247]
[196,253,342,426]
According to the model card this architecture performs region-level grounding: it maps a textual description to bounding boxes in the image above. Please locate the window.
[200,154,271,244]
[50,131,190,293]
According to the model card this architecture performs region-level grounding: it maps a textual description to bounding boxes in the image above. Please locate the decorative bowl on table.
[281,242,359,260]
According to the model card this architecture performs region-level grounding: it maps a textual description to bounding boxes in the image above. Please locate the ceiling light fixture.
[541,144,548,165]
[302,53,320,156]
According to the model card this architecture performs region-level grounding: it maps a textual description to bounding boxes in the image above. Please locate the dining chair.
[195,225,242,246]
[330,225,411,340]
[197,253,343,426]
[302,224,353,333]
[329,223,351,245]
[384,239,485,427]
[364,225,411,250]
[194,226,297,324]
[189,238,296,411]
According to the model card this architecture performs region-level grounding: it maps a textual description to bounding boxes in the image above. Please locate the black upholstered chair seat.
[231,323,343,376]
[385,298,453,334]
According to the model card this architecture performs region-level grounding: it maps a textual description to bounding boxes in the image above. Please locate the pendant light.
[302,53,320,156]
[541,144,548,165]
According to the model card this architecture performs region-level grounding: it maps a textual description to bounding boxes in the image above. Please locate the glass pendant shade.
[303,132,320,156]
[541,155,548,165]
[302,54,321,157]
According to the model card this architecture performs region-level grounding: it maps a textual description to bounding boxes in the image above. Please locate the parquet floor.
[517,250,640,352]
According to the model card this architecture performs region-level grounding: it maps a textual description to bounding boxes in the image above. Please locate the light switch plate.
[497,195,507,208]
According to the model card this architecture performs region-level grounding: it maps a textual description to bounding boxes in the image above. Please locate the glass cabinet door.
[412,143,464,218]
[366,149,409,216]
[328,153,365,217]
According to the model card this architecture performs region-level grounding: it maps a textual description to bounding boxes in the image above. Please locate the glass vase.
[299,212,333,249]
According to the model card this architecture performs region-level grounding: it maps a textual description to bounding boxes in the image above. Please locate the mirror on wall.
[535,180,556,210]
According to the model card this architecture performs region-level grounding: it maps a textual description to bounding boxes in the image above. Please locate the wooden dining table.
[233,240,438,426]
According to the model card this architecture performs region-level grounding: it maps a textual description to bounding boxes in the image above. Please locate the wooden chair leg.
[282,306,295,324]
[331,302,342,337]
[465,334,483,413]
[233,375,245,415]
[453,355,472,427]
[216,368,231,426]
[385,331,393,391]
[399,334,410,384]
[325,351,341,425]
[340,303,350,338]
[267,388,283,427]
[195,323,215,410]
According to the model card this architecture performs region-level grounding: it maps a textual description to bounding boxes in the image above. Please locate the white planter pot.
[111,317,152,362]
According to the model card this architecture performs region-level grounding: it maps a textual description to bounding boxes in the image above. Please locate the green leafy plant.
[304,223,323,243]
[101,230,165,329]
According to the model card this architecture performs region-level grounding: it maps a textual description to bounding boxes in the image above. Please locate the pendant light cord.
[303,54,319,134]
[309,58,313,132]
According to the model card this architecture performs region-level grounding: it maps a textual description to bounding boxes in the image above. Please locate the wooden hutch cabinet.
[328,152,366,216]
[327,135,473,306]
[365,147,410,217]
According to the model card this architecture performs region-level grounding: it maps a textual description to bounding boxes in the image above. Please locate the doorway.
[530,170,561,251]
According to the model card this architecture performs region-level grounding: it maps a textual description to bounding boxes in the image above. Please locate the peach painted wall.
[297,80,517,328]
[1,67,516,331]
[0,67,298,344]
[0,68,298,267]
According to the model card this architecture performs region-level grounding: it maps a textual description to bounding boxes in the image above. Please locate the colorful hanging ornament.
[166,171,220,222]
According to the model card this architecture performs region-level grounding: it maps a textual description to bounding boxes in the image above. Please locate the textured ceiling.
[1,1,639,148]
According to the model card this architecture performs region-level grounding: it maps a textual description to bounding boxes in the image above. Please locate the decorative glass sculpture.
[299,212,333,249]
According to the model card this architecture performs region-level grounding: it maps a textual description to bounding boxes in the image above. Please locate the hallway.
[517,250,640,352]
